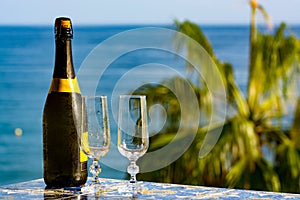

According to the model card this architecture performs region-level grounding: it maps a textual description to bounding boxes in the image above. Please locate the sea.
[0,24,299,186]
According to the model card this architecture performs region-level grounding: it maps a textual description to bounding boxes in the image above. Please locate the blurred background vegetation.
[135,0,300,193]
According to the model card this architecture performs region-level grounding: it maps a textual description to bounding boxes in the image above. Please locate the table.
[0,178,300,199]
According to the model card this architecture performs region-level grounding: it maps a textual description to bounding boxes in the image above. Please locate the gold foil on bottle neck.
[55,17,73,39]
[61,20,71,28]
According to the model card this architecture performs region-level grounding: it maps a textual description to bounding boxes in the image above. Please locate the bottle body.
[43,92,87,187]
[43,17,87,188]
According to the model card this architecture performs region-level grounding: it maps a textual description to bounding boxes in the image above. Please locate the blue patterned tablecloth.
[0,178,300,199]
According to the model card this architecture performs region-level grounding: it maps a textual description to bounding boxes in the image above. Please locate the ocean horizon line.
[0,22,299,28]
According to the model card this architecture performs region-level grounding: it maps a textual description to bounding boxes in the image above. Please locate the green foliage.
[137,20,300,193]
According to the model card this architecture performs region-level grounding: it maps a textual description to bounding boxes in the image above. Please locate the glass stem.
[128,161,139,184]
[90,159,101,183]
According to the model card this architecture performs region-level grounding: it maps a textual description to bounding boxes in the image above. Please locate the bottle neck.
[53,38,75,79]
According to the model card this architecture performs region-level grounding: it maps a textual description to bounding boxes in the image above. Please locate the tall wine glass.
[117,95,149,196]
[80,96,110,189]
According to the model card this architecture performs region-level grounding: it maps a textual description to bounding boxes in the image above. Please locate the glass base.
[81,178,113,196]
[116,181,147,198]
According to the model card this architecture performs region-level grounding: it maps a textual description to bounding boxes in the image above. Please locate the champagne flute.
[80,96,110,190]
[117,95,149,196]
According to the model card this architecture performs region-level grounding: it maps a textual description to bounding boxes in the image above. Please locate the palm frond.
[257,4,273,30]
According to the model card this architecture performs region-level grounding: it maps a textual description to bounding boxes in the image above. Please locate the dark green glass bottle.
[43,17,88,188]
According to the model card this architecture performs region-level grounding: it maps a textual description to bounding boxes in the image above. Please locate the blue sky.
[0,0,299,25]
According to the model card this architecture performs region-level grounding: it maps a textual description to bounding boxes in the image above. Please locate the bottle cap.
[55,17,73,39]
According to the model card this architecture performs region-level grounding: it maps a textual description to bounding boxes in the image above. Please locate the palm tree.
[137,0,300,193]
[246,1,300,192]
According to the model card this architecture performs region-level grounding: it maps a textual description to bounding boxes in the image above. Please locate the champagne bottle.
[43,17,88,188]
